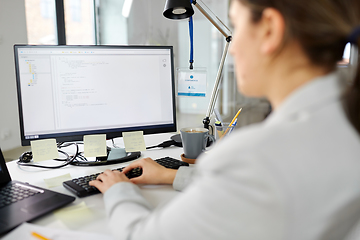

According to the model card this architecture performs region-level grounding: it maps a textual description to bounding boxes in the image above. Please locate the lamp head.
[163,0,194,19]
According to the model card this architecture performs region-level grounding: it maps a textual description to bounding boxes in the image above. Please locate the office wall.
[0,0,28,151]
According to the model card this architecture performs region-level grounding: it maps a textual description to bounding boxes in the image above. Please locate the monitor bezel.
[14,45,177,146]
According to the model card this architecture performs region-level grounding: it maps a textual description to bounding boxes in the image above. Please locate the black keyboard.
[63,157,189,197]
[0,183,42,208]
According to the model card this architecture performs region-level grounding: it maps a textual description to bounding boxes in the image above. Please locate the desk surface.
[5,133,183,235]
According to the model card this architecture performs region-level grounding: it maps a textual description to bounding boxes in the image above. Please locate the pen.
[232,118,238,127]
[229,119,237,134]
[223,108,242,135]
[31,231,51,240]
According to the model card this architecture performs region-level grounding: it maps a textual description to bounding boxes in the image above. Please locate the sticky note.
[30,139,59,162]
[123,131,146,152]
[44,173,72,188]
[83,134,107,157]
[53,202,94,227]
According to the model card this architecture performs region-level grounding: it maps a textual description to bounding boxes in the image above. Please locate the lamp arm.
[193,0,231,39]
[189,0,232,129]
[203,40,231,129]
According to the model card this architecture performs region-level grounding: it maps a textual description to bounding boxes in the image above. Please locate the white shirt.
[103,72,360,240]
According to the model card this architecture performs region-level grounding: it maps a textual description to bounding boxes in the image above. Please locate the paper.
[53,202,95,227]
[83,134,107,157]
[30,139,59,162]
[44,173,72,188]
[123,131,146,152]
[2,222,115,240]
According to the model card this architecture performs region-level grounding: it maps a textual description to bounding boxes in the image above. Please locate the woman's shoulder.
[197,108,360,173]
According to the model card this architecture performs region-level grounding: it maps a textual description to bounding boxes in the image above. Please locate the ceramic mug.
[180,127,215,159]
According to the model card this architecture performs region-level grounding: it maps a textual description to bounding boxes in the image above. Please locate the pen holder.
[215,123,235,140]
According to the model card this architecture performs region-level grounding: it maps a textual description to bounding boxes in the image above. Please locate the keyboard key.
[0,183,46,209]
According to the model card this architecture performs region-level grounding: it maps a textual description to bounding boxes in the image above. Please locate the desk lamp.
[163,0,232,129]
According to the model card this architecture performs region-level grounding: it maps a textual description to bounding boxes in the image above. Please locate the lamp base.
[203,116,211,129]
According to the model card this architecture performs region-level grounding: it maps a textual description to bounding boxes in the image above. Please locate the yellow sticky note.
[53,202,94,226]
[123,131,146,152]
[30,139,59,162]
[84,134,107,157]
[44,173,72,188]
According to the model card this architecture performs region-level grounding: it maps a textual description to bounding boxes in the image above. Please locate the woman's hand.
[89,158,177,193]
[122,157,177,185]
[89,169,130,193]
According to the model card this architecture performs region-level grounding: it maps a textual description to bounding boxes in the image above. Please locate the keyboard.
[0,183,43,208]
[63,157,189,197]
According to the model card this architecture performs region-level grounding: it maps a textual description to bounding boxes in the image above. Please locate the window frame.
[55,0,66,45]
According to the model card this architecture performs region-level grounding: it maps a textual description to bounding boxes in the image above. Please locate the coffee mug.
[180,127,215,160]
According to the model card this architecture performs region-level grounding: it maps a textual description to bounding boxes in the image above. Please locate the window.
[339,43,352,65]
[25,0,57,44]
[64,0,96,44]
[25,0,96,45]
[68,0,81,22]
[40,0,54,19]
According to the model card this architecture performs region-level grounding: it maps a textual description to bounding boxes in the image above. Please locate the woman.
[90,0,360,239]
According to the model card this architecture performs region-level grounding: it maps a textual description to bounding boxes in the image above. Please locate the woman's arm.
[123,158,178,185]
[90,158,195,192]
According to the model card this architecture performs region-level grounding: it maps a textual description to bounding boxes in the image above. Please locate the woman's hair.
[238,0,360,134]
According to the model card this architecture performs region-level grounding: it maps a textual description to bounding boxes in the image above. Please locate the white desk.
[5,133,183,235]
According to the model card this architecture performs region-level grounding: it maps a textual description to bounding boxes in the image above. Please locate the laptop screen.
[0,149,11,184]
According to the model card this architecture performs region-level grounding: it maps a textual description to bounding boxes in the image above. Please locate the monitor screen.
[14,45,176,146]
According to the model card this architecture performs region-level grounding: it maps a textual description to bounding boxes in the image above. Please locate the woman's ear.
[259,8,286,55]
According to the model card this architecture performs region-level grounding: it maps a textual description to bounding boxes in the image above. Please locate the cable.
[146,140,180,149]
[17,138,178,168]
[17,143,79,169]
[111,139,121,148]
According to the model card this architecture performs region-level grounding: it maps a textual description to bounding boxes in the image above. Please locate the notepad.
[30,139,59,162]
[123,131,146,152]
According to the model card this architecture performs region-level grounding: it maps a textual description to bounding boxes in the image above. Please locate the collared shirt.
[104,71,360,240]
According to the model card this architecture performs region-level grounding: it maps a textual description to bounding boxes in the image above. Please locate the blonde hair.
[239,0,360,133]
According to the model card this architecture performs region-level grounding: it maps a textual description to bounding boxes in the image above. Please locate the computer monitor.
[14,45,177,146]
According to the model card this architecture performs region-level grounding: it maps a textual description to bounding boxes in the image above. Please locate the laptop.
[0,148,75,235]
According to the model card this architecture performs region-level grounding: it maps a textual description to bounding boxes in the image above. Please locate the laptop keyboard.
[0,183,43,208]
[63,156,189,197]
